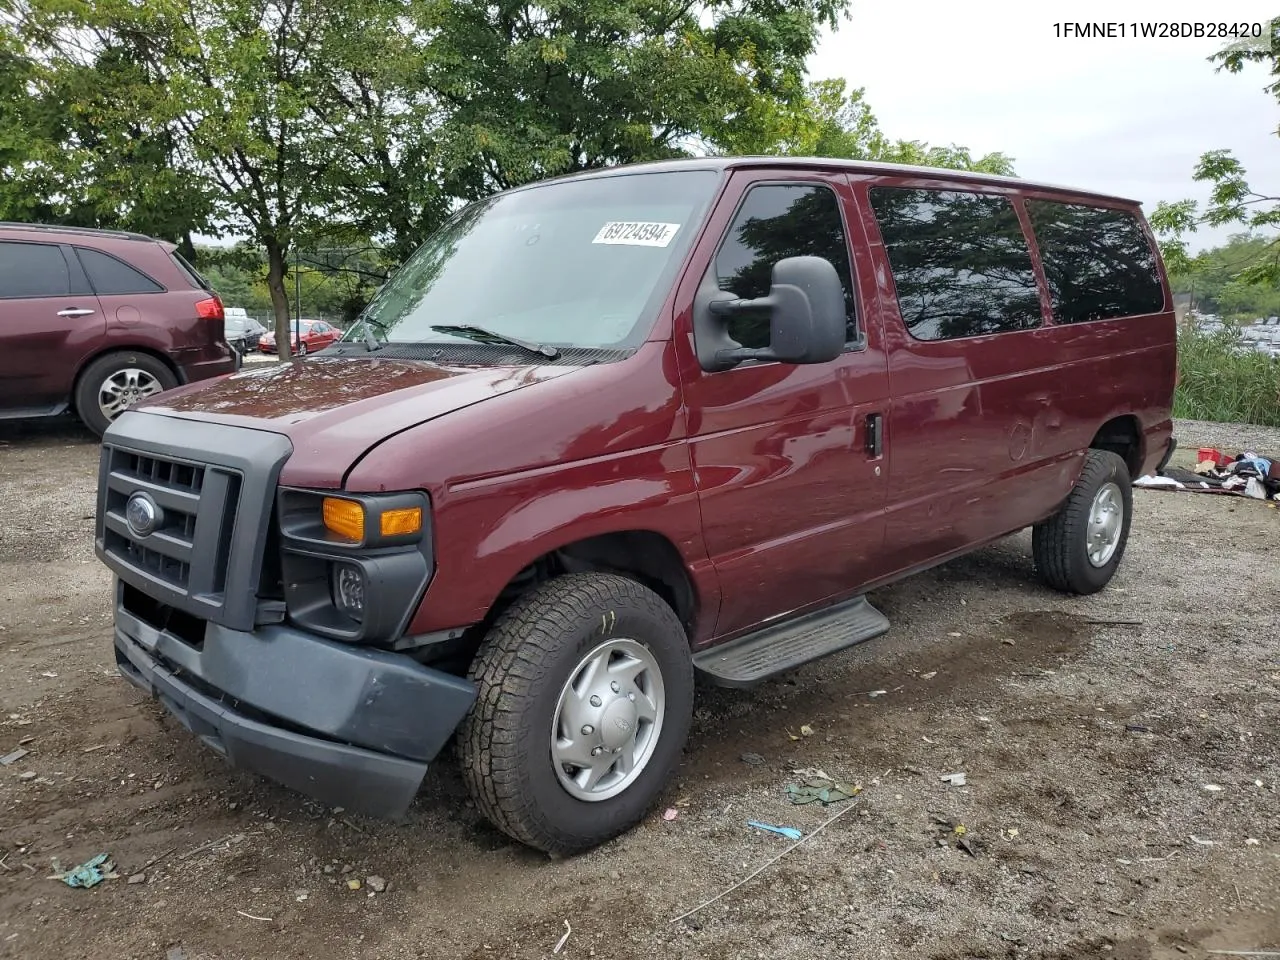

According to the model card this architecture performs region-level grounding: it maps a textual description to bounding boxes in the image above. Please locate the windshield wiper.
[356,316,390,352]
[430,324,560,360]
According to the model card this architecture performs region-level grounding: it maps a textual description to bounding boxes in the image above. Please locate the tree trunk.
[264,238,293,361]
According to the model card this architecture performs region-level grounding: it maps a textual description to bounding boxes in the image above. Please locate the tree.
[714,77,1016,174]
[5,0,418,357]
[328,0,856,262]
[0,20,215,253]
[1151,20,1279,284]
[1170,235,1280,319]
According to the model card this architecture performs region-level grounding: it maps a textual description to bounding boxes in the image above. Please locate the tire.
[458,572,694,856]
[1033,449,1133,595]
[297,342,308,357]
[73,351,179,438]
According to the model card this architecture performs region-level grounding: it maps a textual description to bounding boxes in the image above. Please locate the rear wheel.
[1033,449,1133,595]
[458,573,694,855]
[74,351,178,437]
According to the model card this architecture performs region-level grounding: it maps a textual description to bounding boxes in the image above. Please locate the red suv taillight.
[196,295,225,321]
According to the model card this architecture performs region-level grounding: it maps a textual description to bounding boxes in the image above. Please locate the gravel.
[1174,417,1280,456]
[1,419,1278,960]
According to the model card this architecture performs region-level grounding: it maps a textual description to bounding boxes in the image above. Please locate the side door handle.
[865,412,883,457]
[57,307,96,318]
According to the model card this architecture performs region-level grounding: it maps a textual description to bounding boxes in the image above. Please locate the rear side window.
[76,248,164,295]
[1026,201,1164,323]
[713,183,859,349]
[0,241,71,299]
[869,187,1042,341]
[169,250,212,290]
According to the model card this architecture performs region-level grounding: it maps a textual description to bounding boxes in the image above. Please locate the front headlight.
[275,488,434,644]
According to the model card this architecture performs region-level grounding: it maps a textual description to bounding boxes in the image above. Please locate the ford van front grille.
[94,414,293,633]
[100,448,241,599]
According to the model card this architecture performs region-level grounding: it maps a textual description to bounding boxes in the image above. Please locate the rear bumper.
[176,354,239,384]
[113,590,476,819]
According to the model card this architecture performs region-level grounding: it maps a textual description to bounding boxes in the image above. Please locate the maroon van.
[0,222,238,436]
[93,158,1177,854]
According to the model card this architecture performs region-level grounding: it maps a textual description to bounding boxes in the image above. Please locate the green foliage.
[1174,327,1280,427]
[195,244,389,324]
[1151,19,1279,286]
[4,0,1016,335]
[1169,235,1280,319]
[715,77,1015,174]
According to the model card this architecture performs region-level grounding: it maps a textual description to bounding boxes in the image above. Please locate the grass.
[1174,327,1280,427]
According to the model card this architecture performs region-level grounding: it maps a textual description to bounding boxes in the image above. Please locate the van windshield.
[351,170,718,352]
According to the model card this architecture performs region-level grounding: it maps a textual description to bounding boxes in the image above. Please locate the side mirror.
[699,256,846,372]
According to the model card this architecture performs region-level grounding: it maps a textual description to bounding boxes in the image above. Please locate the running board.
[693,595,890,688]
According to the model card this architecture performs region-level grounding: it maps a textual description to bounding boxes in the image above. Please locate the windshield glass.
[350,170,718,350]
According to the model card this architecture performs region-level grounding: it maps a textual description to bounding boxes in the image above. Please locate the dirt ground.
[1,417,1278,960]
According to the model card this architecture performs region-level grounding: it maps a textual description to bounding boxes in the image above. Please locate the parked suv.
[95,158,1177,855]
[0,223,238,435]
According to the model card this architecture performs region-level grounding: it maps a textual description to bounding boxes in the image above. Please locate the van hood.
[137,357,579,487]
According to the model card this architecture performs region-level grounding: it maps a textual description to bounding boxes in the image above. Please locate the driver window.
[712,183,858,349]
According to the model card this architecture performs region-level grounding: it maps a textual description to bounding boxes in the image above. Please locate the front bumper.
[113,591,477,819]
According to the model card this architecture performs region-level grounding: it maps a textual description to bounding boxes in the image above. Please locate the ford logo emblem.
[125,492,161,538]
[613,717,631,733]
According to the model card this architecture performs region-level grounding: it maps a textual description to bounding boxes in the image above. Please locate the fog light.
[331,563,365,621]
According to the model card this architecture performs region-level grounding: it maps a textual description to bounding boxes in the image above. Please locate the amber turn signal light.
[380,506,423,537]
[322,497,365,541]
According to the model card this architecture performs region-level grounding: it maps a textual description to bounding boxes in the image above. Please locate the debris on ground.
[747,821,802,841]
[740,752,765,766]
[940,772,967,787]
[662,807,679,821]
[166,948,187,960]
[799,724,815,737]
[294,889,309,902]
[1203,784,1224,792]
[18,770,36,781]
[346,878,361,891]
[1140,448,1280,500]
[785,776,862,806]
[553,920,572,954]
[366,876,386,893]
[49,853,118,888]
[919,671,937,680]
[127,873,146,885]
[0,747,30,765]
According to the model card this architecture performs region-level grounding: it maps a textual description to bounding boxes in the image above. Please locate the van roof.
[536,157,1141,207]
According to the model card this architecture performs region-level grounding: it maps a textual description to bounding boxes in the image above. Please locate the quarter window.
[869,187,1042,341]
[1027,200,1164,323]
[76,248,164,295]
[713,184,858,349]
[0,241,71,299]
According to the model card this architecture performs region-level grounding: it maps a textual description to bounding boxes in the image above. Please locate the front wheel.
[458,573,694,855]
[1033,448,1133,595]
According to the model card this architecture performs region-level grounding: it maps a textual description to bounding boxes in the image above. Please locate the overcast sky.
[807,0,1279,252]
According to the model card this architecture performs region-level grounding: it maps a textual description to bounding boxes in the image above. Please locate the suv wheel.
[1032,449,1133,595]
[458,573,693,856]
[74,351,178,437]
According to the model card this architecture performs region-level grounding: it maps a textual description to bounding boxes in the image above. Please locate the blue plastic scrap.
[747,820,802,841]
[53,853,117,888]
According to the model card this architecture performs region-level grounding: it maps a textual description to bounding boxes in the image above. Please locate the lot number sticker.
[592,221,681,247]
